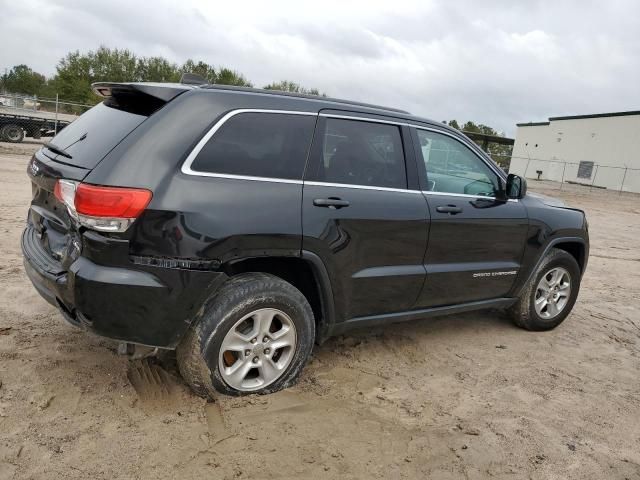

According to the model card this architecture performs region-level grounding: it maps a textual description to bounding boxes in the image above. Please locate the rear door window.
[190,112,317,180]
[309,117,407,189]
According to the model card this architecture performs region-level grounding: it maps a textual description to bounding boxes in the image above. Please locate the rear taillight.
[75,184,152,218]
[54,180,152,232]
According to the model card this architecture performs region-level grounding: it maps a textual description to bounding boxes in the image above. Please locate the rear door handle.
[313,197,350,209]
[436,205,463,214]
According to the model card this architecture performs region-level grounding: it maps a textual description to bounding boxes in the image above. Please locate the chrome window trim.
[422,190,494,199]
[181,109,317,178]
[181,109,513,198]
[305,181,422,194]
[319,112,408,126]
[185,172,303,184]
[319,113,507,181]
[421,190,519,202]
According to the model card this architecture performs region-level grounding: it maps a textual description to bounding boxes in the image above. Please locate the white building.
[509,111,640,193]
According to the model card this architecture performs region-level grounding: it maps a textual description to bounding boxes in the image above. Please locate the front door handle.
[436,205,463,214]
[313,197,350,209]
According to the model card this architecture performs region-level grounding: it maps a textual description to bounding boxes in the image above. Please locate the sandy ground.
[0,143,638,480]
[0,140,46,157]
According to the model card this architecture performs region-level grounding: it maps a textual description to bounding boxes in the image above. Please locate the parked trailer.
[0,110,72,143]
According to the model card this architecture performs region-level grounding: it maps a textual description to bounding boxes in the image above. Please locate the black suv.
[22,81,589,397]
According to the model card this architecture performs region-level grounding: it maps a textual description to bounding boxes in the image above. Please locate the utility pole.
[620,167,628,194]
[1,67,7,93]
[54,93,59,135]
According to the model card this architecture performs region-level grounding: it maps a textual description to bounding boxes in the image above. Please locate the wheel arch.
[222,252,336,344]
[513,236,587,297]
[553,241,587,273]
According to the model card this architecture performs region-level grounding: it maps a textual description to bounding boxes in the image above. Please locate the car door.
[411,126,529,308]
[302,112,429,322]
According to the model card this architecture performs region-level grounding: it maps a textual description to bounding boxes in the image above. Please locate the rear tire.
[177,273,315,398]
[509,248,581,331]
[1,124,25,143]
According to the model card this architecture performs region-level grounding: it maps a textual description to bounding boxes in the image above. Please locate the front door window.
[417,129,499,197]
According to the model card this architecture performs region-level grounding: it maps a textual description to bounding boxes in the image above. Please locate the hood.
[527,192,567,208]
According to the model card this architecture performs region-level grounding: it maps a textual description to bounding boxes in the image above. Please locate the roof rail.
[200,84,410,114]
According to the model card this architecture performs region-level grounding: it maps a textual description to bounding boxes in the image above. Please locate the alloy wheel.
[218,308,297,391]
[534,267,571,319]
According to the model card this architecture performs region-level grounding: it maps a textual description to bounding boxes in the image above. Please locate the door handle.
[436,205,463,214]
[313,197,350,209]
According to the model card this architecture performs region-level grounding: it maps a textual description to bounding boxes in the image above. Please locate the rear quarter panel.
[86,90,318,262]
[131,176,303,261]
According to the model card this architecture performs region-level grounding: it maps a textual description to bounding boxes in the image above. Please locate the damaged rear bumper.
[21,226,226,348]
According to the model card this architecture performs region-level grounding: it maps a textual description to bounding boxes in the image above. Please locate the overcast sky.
[2,0,639,135]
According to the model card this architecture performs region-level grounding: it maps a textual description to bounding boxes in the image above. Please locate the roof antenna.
[180,73,209,85]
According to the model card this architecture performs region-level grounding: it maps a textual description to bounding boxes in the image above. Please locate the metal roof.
[549,110,640,121]
[518,110,640,126]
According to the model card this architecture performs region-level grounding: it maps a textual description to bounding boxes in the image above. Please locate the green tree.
[90,46,139,82]
[0,65,47,95]
[179,60,216,83]
[8,47,332,110]
[55,47,178,103]
[461,120,481,133]
[446,119,513,168]
[138,57,180,83]
[215,68,252,87]
[54,51,94,103]
[175,62,252,86]
[263,80,324,96]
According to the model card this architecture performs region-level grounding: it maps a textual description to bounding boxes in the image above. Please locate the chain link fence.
[494,154,640,195]
[0,92,93,144]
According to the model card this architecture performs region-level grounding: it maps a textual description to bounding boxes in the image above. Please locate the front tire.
[509,248,581,331]
[177,273,315,398]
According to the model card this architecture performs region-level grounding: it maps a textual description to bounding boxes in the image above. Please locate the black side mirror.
[506,174,527,199]
[494,176,508,201]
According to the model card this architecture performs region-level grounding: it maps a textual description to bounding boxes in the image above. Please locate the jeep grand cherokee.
[22,81,589,397]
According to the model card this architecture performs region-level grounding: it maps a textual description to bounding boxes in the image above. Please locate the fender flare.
[512,236,587,298]
[301,250,336,343]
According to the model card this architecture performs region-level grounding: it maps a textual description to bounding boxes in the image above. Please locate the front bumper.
[21,226,226,347]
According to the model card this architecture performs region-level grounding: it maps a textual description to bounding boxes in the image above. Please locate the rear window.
[309,118,407,189]
[46,102,147,169]
[190,112,316,180]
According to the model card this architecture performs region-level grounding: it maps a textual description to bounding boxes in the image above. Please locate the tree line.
[0,46,324,104]
[442,120,512,166]
[1,46,511,162]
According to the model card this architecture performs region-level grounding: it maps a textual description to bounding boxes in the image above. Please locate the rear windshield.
[46,102,147,169]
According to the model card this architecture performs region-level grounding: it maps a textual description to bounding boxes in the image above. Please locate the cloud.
[1,0,639,135]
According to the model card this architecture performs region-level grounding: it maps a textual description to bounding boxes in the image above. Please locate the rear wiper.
[44,142,73,159]
[63,133,87,151]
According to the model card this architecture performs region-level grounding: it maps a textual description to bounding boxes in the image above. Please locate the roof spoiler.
[92,82,193,115]
[91,82,191,103]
